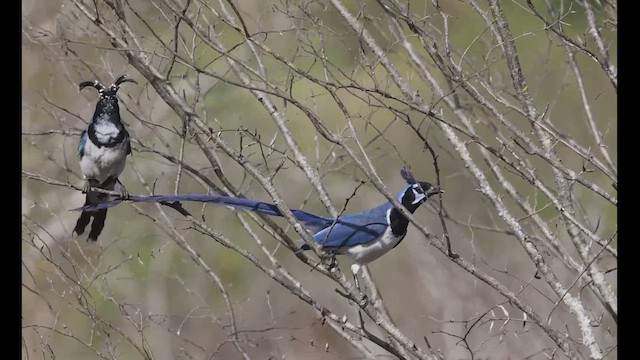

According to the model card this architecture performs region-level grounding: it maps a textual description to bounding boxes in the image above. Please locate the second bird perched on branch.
[73,75,137,241]
[74,167,442,290]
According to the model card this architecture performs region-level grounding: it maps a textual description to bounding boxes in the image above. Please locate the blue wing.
[309,202,393,248]
[71,194,334,232]
[311,220,387,249]
[78,130,88,158]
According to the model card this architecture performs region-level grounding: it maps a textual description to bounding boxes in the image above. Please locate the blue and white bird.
[73,169,441,285]
[73,75,137,241]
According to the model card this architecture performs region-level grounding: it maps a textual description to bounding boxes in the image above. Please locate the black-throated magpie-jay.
[73,169,442,289]
[73,75,137,241]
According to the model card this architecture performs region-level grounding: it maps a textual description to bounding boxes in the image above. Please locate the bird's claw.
[119,186,129,199]
[321,254,339,271]
[358,294,369,307]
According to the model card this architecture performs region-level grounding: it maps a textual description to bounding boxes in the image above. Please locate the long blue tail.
[71,194,334,231]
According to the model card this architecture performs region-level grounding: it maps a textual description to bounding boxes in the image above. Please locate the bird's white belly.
[345,229,405,266]
[80,140,128,184]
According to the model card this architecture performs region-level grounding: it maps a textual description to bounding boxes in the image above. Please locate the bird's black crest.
[400,166,417,184]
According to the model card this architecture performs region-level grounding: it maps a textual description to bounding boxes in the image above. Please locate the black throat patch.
[389,208,409,237]
[388,183,429,239]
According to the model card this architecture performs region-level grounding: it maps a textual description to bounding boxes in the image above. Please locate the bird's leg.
[350,264,368,305]
[353,273,369,306]
[82,179,94,194]
[115,178,129,199]
[83,178,101,195]
[351,265,368,330]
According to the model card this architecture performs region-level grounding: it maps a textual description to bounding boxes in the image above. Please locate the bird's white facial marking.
[411,184,426,204]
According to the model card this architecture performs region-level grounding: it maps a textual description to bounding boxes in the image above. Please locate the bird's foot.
[116,181,129,199]
[323,256,339,271]
[82,182,91,194]
[119,186,129,200]
[113,178,129,199]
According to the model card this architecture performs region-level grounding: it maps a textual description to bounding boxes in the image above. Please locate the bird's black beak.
[427,186,443,196]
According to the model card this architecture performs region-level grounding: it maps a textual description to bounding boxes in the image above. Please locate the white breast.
[344,209,405,268]
[93,122,120,144]
[80,135,128,185]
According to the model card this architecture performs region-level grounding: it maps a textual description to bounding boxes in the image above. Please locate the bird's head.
[397,167,442,212]
[79,75,137,118]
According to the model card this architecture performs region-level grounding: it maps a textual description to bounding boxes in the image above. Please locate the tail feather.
[88,208,108,241]
[73,194,335,233]
[73,211,92,236]
[73,182,112,241]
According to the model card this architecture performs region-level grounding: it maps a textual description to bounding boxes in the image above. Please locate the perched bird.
[73,75,137,241]
[73,169,441,287]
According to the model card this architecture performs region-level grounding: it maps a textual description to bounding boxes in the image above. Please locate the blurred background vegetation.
[23,0,616,359]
